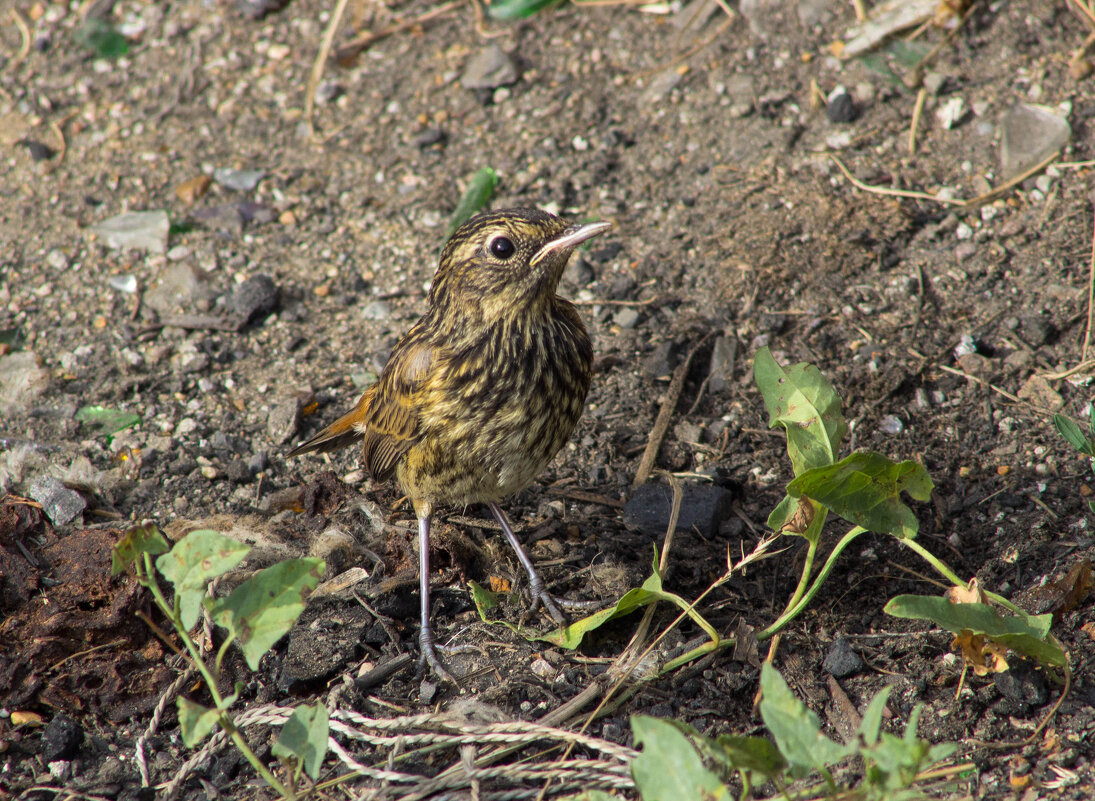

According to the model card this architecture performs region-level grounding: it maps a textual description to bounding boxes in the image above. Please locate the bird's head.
[430,208,612,321]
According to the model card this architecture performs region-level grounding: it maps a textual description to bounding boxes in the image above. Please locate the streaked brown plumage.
[289,208,612,681]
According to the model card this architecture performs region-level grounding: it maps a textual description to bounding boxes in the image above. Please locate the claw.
[419,626,460,685]
[490,501,570,627]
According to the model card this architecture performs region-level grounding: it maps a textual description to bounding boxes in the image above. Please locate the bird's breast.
[397,304,592,506]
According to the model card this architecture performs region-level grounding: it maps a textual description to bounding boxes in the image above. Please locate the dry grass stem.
[908,87,927,154]
[306,0,353,140]
[832,150,1062,211]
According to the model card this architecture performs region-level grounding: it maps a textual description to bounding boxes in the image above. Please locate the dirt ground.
[2,0,1094,798]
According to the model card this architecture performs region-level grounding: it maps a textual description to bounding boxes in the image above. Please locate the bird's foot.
[527,584,568,627]
[418,628,461,686]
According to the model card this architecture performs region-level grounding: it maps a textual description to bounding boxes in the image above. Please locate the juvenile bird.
[289,208,613,681]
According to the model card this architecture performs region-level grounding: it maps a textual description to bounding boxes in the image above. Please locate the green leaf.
[469,579,502,615]
[864,704,957,792]
[854,53,906,90]
[487,0,563,20]
[858,685,891,747]
[885,595,1066,668]
[156,530,251,630]
[111,523,170,576]
[787,452,934,539]
[448,167,498,235]
[209,558,325,670]
[758,663,853,777]
[74,405,141,437]
[1054,413,1095,456]
[711,734,788,783]
[177,697,220,747]
[475,555,719,653]
[631,715,728,801]
[73,17,129,59]
[272,702,329,780]
[753,347,846,476]
[886,39,933,69]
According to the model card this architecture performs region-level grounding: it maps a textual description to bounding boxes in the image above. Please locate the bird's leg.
[488,501,567,626]
[416,511,458,684]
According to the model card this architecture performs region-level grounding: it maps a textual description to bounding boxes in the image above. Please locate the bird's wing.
[285,386,376,457]
[361,338,437,482]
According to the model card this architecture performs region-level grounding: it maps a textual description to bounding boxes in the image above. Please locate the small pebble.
[822,638,863,678]
[361,300,391,320]
[878,415,904,435]
[826,88,858,123]
[230,274,280,324]
[220,147,270,179]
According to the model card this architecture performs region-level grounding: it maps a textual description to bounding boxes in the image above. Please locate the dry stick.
[632,333,713,487]
[850,0,867,22]
[1083,207,1095,363]
[1041,359,1095,381]
[902,1,979,89]
[1069,0,1095,27]
[932,361,1056,416]
[8,7,31,70]
[907,87,927,155]
[750,633,780,714]
[470,0,506,38]
[631,17,735,81]
[831,150,1062,211]
[305,0,352,141]
[1070,29,1095,74]
[334,0,465,61]
[573,295,658,307]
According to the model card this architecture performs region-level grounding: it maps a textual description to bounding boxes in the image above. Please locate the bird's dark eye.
[489,236,515,259]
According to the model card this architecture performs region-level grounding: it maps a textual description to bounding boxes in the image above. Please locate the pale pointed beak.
[530,220,614,267]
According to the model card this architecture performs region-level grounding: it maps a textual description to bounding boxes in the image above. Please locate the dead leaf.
[176,174,212,204]
[951,630,1009,675]
[945,576,987,605]
[11,710,43,727]
[780,497,815,536]
[1027,560,1094,621]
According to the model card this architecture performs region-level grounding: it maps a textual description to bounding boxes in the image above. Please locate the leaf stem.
[898,538,1024,614]
[757,526,868,641]
[138,554,292,798]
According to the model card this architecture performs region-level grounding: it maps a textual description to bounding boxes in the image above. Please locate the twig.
[902,1,979,89]
[355,653,414,690]
[547,488,625,508]
[1040,360,1095,380]
[1083,206,1095,362]
[8,8,31,71]
[334,1,465,62]
[470,0,506,38]
[573,296,658,307]
[45,110,78,172]
[632,333,713,487]
[305,0,351,141]
[851,0,867,22]
[632,17,734,80]
[932,361,1057,415]
[832,150,1062,211]
[752,633,781,714]
[908,87,927,154]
